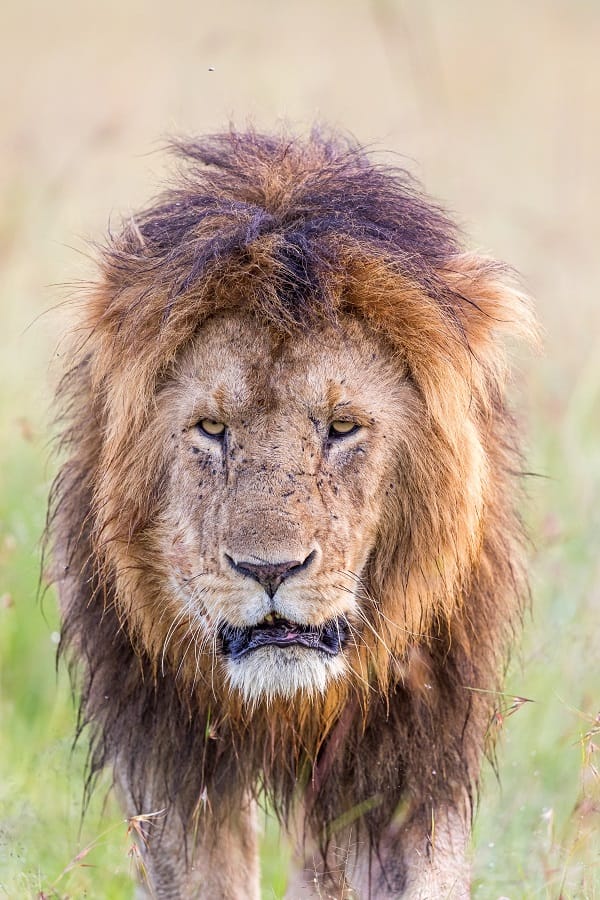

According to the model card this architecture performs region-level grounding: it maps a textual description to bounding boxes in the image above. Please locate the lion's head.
[139,308,436,702]
[52,131,535,851]
[103,296,495,707]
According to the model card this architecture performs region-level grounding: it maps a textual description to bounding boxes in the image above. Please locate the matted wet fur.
[49,129,536,898]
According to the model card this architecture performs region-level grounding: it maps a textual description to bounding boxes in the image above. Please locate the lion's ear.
[441,253,540,360]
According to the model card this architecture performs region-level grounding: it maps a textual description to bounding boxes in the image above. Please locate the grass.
[1,0,599,896]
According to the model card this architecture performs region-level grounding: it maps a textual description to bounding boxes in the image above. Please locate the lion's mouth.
[219,615,348,661]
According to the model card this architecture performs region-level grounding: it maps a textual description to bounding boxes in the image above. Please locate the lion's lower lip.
[219,617,348,661]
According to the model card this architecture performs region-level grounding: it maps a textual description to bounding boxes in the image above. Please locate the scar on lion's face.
[147,311,416,700]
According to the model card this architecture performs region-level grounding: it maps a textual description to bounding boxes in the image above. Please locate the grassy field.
[1,1,598,897]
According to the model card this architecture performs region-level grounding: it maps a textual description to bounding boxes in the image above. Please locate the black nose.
[225,550,316,598]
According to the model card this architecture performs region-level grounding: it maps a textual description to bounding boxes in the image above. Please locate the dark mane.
[98,130,466,348]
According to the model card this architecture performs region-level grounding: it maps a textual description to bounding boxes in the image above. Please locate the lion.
[50,129,536,899]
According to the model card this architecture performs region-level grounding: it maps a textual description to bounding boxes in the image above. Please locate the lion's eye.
[328,420,360,439]
[197,418,226,438]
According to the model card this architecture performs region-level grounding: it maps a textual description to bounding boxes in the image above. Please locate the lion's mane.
[50,129,536,859]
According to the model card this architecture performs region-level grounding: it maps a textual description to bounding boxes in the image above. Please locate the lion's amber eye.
[329,420,359,439]
[197,418,226,438]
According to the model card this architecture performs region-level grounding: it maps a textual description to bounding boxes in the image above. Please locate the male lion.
[50,130,536,898]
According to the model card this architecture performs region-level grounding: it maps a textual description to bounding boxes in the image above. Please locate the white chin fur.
[225,646,346,704]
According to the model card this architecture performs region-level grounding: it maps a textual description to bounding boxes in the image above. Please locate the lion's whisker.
[175,620,198,682]
[335,569,435,641]
[347,604,395,660]
[161,606,191,676]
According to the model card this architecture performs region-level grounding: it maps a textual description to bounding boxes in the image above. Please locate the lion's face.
[148,309,413,701]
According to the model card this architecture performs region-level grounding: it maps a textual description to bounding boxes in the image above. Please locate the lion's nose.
[225,550,317,598]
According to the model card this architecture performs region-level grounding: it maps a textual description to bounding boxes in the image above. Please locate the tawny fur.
[49,129,536,898]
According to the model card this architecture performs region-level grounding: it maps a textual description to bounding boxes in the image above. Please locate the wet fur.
[49,129,536,896]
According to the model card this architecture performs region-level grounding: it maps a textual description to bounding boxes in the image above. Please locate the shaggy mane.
[50,128,536,868]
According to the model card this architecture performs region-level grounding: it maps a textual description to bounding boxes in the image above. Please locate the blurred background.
[1,1,598,896]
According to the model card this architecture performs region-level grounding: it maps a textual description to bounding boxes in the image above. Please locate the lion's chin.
[224,646,346,705]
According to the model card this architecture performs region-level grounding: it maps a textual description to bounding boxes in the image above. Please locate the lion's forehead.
[171,310,405,423]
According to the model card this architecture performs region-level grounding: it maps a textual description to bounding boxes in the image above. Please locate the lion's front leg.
[117,775,260,900]
[348,805,470,899]
[138,807,259,900]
